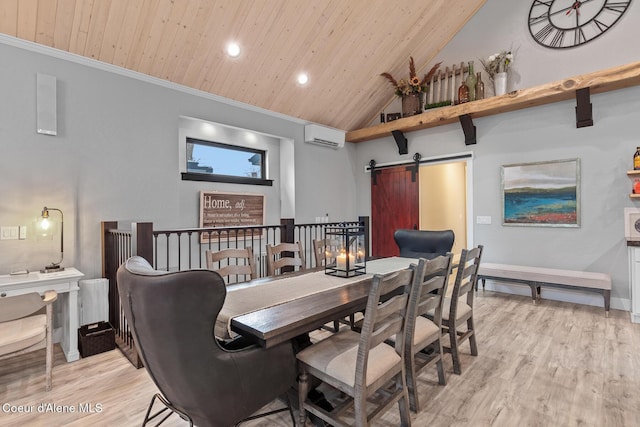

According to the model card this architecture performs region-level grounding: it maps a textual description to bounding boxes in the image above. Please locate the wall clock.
[528,0,632,49]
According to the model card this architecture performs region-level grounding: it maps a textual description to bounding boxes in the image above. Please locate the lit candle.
[336,252,355,270]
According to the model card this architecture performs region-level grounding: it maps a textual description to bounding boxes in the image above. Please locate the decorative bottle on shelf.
[465,61,477,101]
[475,71,485,100]
[458,81,470,104]
[635,147,640,170]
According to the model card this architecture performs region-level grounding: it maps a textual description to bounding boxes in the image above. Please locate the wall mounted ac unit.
[304,124,345,149]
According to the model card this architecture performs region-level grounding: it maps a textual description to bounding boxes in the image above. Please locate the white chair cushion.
[0,314,47,356]
[297,329,401,388]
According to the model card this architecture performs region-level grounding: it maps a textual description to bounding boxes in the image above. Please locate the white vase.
[493,72,508,96]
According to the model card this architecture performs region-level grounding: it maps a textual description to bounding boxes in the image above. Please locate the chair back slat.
[266,242,306,276]
[355,268,413,384]
[406,255,452,341]
[206,247,257,283]
[313,238,341,267]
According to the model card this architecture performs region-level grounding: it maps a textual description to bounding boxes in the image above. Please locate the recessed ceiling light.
[297,73,309,86]
[226,42,241,58]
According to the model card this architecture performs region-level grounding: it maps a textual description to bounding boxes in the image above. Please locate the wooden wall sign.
[199,191,265,242]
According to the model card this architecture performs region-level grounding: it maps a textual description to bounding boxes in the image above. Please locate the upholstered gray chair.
[117,256,297,427]
[393,229,455,259]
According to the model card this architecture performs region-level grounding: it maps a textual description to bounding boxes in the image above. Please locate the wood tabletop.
[229,257,418,348]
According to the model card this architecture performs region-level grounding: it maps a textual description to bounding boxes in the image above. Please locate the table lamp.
[40,206,64,273]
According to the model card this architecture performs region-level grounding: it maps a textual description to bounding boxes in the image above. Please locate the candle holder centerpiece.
[324,224,366,278]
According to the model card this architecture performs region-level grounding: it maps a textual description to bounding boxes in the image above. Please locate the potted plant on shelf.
[381,57,440,117]
[480,50,514,96]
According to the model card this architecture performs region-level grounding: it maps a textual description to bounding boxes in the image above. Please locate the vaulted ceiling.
[0,0,486,131]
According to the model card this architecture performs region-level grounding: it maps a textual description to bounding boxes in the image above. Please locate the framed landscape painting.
[502,158,580,227]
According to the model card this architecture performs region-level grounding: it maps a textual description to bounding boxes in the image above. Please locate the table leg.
[604,289,611,318]
[529,284,537,305]
[61,283,80,362]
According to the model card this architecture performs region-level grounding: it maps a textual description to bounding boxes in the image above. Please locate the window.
[182,137,272,185]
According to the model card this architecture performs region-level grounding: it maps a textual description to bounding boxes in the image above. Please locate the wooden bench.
[477,263,611,317]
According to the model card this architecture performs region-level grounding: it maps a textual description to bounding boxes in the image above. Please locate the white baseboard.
[480,279,630,312]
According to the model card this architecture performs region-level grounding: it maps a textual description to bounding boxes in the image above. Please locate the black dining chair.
[394,229,455,259]
[117,256,297,427]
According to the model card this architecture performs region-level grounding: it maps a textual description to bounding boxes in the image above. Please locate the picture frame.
[200,191,265,243]
[502,158,580,227]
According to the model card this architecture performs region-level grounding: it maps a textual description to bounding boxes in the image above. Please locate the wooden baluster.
[443,66,449,104]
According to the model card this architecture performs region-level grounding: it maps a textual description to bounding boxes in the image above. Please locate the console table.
[0,268,84,362]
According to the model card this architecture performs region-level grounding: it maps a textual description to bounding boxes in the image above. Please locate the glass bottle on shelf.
[458,81,470,104]
[475,71,485,100]
[635,147,640,170]
[465,61,477,101]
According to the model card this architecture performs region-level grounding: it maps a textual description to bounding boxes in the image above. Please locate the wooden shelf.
[627,170,640,176]
[346,61,640,143]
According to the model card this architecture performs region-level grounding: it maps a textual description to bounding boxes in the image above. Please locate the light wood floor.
[1,291,639,427]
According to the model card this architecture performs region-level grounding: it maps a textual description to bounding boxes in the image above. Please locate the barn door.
[371,166,419,257]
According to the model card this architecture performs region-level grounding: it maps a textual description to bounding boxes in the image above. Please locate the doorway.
[369,153,472,257]
[419,161,468,254]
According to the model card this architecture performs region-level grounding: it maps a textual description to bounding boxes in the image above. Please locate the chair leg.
[398,374,412,427]
[45,327,53,392]
[298,369,309,427]
[436,339,446,386]
[449,321,462,375]
[467,316,478,356]
[143,394,193,427]
[405,349,420,413]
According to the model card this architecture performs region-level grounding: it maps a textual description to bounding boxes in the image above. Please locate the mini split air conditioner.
[304,124,345,149]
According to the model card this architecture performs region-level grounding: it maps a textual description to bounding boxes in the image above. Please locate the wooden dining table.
[216,257,419,349]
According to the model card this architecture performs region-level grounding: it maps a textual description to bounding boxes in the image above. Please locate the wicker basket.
[78,321,115,357]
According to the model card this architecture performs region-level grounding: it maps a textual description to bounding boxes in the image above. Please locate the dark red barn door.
[371,166,419,257]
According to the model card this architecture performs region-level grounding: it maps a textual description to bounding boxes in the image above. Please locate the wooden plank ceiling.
[0,0,486,131]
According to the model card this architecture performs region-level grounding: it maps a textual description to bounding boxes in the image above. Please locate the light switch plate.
[1,226,19,240]
[476,216,492,225]
[19,225,27,240]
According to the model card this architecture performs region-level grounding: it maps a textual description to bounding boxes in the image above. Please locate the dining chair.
[117,256,297,427]
[440,245,483,375]
[266,242,306,276]
[312,238,341,268]
[205,247,257,283]
[0,290,58,391]
[401,255,452,412]
[393,229,454,259]
[296,268,415,427]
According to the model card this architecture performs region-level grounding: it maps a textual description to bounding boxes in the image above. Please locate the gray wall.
[356,0,640,309]
[0,37,357,279]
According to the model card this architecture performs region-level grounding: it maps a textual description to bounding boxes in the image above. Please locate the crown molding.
[0,34,307,125]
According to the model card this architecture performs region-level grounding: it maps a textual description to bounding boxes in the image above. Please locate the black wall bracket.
[391,130,408,155]
[575,87,593,128]
[459,114,477,145]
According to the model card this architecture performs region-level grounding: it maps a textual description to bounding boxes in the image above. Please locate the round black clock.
[528,0,632,49]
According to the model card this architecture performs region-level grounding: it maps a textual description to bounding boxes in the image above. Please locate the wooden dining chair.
[266,242,306,276]
[440,245,483,375]
[402,255,452,412]
[0,290,58,391]
[312,238,341,268]
[205,247,257,283]
[296,268,415,427]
